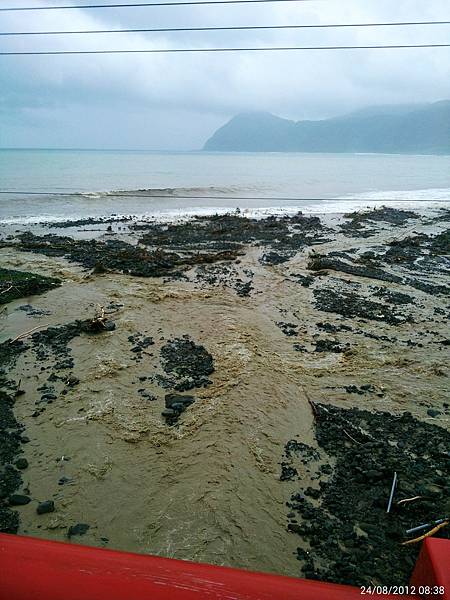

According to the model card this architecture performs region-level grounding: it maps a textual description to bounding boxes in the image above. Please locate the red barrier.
[0,533,446,600]
[410,538,450,599]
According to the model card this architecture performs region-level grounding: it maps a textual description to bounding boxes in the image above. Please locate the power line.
[2,20,450,36]
[0,0,318,12]
[1,44,449,55]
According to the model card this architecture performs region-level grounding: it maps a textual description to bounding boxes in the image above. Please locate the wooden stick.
[10,323,50,344]
[397,496,424,506]
[401,521,448,546]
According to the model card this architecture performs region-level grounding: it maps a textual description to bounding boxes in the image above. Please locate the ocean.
[0,149,449,223]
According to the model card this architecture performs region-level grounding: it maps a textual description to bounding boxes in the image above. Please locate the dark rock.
[37,500,55,515]
[68,523,90,537]
[286,404,450,587]
[313,287,412,326]
[9,494,31,506]
[344,385,364,395]
[165,395,195,409]
[371,286,415,306]
[343,207,419,227]
[430,229,450,255]
[280,464,298,481]
[309,236,450,297]
[0,348,29,533]
[284,441,320,463]
[137,213,325,255]
[160,337,214,392]
[92,262,107,274]
[161,408,177,418]
[80,318,116,334]
[288,523,303,534]
[317,322,352,334]
[260,251,292,266]
[304,487,321,499]
[360,384,376,392]
[162,394,196,423]
[16,304,52,318]
[49,216,131,229]
[127,333,154,362]
[293,343,308,352]
[276,322,298,337]
[0,268,61,305]
[235,280,253,297]
[10,231,240,279]
[427,409,441,418]
[290,273,315,287]
[320,464,332,475]
[139,390,156,401]
[30,320,107,373]
[314,339,346,353]
[308,253,403,285]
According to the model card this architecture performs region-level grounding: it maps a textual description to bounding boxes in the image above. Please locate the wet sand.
[0,208,449,584]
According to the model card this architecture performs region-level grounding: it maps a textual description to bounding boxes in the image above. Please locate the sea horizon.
[1,146,450,156]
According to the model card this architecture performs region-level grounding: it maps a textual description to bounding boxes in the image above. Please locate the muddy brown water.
[0,215,449,577]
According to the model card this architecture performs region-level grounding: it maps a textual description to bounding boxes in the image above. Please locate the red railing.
[0,533,448,599]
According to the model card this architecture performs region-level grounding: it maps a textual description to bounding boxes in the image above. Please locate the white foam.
[1,188,449,225]
[340,188,450,201]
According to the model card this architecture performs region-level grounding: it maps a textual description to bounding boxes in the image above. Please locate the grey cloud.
[0,0,449,148]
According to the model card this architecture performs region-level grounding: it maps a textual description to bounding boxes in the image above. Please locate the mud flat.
[0,207,448,585]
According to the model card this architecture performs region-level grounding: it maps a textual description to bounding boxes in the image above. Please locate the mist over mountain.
[203,101,450,154]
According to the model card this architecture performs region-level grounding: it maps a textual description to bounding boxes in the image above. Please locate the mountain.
[203,101,450,154]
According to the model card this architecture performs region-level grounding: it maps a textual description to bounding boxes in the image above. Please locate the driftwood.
[9,305,111,344]
[402,520,448,546]
[397,496,424,506]
[406,517,448,536]
[10,323,50,344]
[88,305,109,330]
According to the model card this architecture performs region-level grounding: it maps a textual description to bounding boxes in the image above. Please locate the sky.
[0,0,449,149]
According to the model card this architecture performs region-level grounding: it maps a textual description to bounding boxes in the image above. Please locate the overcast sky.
[0,0,449,149]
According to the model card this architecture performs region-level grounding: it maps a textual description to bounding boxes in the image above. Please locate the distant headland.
[203,101,450,154]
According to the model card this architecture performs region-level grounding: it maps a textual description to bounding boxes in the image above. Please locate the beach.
[0,205,449,587]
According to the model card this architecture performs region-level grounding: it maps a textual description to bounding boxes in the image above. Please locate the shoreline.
[0,206,449,586]
[2,198,450,226]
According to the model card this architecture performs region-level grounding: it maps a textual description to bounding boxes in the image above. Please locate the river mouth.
[0,207,449,584]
